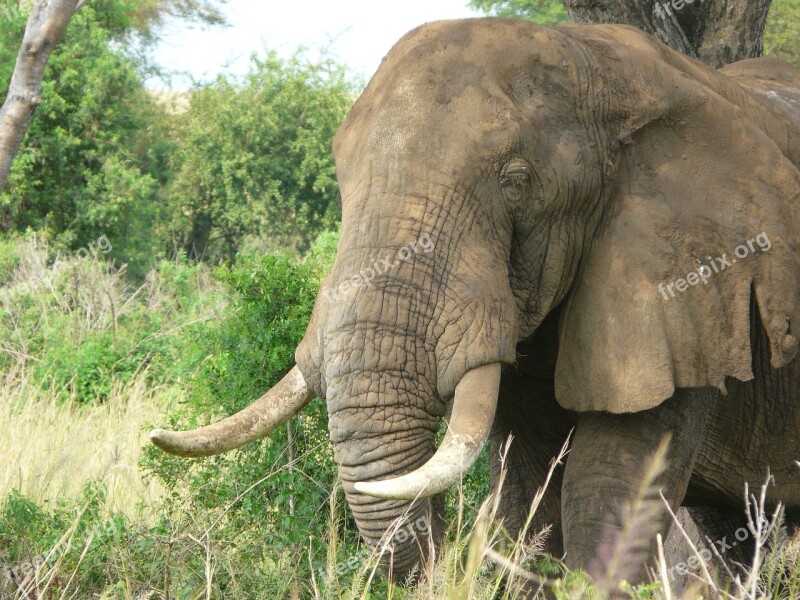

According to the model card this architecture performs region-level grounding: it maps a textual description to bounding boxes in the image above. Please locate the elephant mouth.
[149,361,502,500]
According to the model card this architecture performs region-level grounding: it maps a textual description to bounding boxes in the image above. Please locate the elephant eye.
[502,171,530,187]
[499,159,534,206]
[500,159,533,188]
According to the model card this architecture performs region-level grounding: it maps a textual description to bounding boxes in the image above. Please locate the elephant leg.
[490,363,574,558]
[561,388,716,584]
[662,505,752,594]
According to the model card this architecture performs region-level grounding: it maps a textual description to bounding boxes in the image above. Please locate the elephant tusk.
[354,362,501,500]
[149,366,314,457]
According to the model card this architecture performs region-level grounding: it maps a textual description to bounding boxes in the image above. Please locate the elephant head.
[151,19,800,581]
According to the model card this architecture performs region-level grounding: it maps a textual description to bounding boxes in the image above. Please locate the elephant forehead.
[434,62,486,104]
[335,79,524,179]
[333,21,574,178]
[390,18,561,77]
[366,97,509,160]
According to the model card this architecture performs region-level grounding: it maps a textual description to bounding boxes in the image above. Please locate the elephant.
[150,18,800,589]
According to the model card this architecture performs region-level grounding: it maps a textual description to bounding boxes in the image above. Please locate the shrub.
[0,235,20,284]
[162,52,354,260]
[140,230,342,595]
[0,236,219,403]
[0,3,170,272]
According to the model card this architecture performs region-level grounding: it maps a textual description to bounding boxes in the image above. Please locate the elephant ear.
[554,33,800,413]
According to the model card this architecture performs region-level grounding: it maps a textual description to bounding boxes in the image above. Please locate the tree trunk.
[563,0,772,67]
[0,0,85,193]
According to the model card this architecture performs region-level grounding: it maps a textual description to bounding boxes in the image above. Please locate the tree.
[163,52,354,261]
[0,2,162,270]
[0,0,228,271]
[562,0,772,67]
[0,0,85,193]
[470,0,799,68]
[764,0,800,66]
[126,0,226,41]
[468,0,569,24]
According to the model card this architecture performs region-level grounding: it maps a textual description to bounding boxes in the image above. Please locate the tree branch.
[0,0,85,193]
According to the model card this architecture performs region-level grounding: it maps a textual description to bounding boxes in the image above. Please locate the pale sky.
[152,0,482,88]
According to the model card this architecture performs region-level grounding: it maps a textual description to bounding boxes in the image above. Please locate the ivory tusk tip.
[149,428,208,457]
[149,428,180,452]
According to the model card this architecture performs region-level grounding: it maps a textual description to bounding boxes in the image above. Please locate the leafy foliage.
[140,231,341,594]
[765,0,800,66]
[0,482,200,599]
[0,231,348,597]
[468,0,569,25]
[0,236,217,403]
[162,52,353,261]
[0,233,20,282]
[1,0,345,271]
[0,2,168,272]
[126,0,229,42]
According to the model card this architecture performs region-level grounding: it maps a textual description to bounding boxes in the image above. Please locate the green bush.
[0,237,219,403]
[141,230,344,595]
[468,0,569,25]
[0,481,201,599]
[0,232,344,597]
[0,483,125,589]
[161,52,354,260]
[765,0,800,66]
[0,3,170,273]
[0,234,20,284]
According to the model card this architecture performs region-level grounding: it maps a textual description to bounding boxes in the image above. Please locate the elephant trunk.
[326,366,445,581]
[295,188,519,579]
[325,358,501,580]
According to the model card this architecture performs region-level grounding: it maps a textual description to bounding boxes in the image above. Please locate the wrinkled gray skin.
[295,19,800,584]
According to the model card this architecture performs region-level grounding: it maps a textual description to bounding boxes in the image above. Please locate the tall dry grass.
[0,368,169,514]
[306,435,570,600]
[307,436,800,600]
[0,236,217,515]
